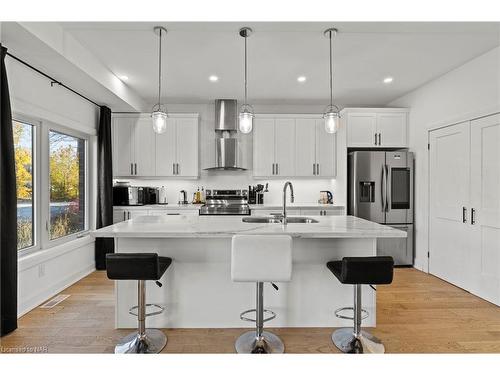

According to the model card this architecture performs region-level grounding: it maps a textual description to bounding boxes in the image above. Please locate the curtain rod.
[6,51,101,108]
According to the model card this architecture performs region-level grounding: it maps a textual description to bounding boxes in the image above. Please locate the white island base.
[114,237,377,329]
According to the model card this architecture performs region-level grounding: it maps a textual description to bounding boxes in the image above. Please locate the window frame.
[44,122,90,247]
[14,114,41,257]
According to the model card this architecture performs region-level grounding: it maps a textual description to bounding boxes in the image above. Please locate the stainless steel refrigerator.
[348,151,414,265]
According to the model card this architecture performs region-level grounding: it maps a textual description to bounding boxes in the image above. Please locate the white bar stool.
[231,235,292,354]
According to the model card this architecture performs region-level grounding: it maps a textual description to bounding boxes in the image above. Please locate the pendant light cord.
[329,29,334,107]
[244,33,248,106]
[158,28,162,107]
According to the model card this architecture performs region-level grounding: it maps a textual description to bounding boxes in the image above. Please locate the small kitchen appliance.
[199,189,250,215]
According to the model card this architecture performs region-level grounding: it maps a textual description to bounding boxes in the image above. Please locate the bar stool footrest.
[129,303,165,317]
[240,308,276,323]
[334,306,369,321]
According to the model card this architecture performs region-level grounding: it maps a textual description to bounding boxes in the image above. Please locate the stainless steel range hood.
[205,99,246,171]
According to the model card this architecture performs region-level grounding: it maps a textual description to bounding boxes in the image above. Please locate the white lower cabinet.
[301,209,343,216]
[429,113,500,306]
[113,208,149,223]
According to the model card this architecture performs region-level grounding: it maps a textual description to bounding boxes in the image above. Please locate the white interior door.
[134,117,156,176]
[112,117,134,176]
[253,118,275,177]
[295,119,316,177]
[176,118,199,177]
[155,118,176,176]
[275,118,296,176]
[346,112,377,147]
[429,122,471,290]
[376,112,408,147]
[316,120,336,177]
[469,114,500,305]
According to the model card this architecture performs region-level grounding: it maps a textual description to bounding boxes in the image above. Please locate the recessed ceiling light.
[209,75,219,82]
[118,75,129,81]
[297,76,307,83]
[383,77,394,84]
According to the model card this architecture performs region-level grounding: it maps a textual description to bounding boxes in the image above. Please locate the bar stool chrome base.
[332,328,385,354]
[235,331,284,354]
[115,329,167,354]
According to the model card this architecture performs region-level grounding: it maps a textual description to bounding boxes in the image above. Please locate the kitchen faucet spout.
[282,182,295,225]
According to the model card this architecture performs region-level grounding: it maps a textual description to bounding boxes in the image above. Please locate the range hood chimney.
[205,99,246,171]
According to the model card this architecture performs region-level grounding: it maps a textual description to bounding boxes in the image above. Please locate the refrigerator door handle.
[385,164,391,212]
[381,164,387,212]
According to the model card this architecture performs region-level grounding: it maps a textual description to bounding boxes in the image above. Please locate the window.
[49,130,86,240]
[14,120,35,250]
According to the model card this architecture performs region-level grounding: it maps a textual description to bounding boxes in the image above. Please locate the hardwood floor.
[1,268,499,353]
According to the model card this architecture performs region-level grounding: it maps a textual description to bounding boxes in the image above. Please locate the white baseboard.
[18,264,95,317]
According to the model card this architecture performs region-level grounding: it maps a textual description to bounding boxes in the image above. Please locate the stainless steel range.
[199,189,250,215]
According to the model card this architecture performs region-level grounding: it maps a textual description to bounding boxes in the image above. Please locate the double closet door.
[429,113,500,305]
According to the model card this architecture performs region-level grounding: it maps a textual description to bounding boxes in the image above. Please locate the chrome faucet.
[282,181,295,225]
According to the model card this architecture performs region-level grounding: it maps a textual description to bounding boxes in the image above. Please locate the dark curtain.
[95,106,114,270]
[0,45,18,336]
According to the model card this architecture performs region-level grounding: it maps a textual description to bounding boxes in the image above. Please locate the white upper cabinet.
[134,117,156,177]
[113,114,199,178]
[344,108,408,148]
[295,119,316,177]
[113,117,135,176]
[274,118,296,176]
[315,119,336,177]
[254,115,336,178]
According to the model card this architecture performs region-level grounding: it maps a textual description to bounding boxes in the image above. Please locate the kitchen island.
[93,215,405,329]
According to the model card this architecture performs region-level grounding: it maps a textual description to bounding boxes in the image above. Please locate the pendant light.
[238,27,254,134]
[323,28,340,134]
[151,26,168,134]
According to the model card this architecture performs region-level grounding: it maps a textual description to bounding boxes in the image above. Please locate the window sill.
[18,235,95,272]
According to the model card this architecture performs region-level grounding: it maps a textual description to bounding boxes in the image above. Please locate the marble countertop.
[92,215,405,239]
[114,203,344,210]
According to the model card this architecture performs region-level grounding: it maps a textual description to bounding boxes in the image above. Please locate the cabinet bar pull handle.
[462,207,467,224]
[471,208,476,225]
[317,163,320,175]
[276,163,279,175]
[130,163,133,175]
[378,133,381,145]
[134,163,137,175]
[128,211,131,220]
[374,133,377,145]
[173,163,175,174]
[123,211,126,221]
[313,163,315,175]
[176,163,179,175]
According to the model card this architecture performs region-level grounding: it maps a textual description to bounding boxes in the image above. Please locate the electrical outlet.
[38,264,45,278]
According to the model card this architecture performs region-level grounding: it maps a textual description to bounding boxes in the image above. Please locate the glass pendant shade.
[239,110,254,134]
[324,111,340,134]
[152,110,168,134]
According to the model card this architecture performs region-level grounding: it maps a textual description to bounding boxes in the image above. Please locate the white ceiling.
[60,22,500,108]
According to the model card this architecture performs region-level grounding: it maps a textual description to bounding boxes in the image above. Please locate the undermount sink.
[242,216,319,224]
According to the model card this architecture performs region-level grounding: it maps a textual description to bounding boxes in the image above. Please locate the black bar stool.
[106,253,172,354]
[326,256,394,354]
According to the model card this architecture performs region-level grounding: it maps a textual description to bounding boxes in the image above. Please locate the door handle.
[471,208,476,225]
[462,207,467,224]
[134,163,137,175]
[381,165,387,211]
[385,164,390,212]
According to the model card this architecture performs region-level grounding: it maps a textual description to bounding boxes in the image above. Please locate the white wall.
[116,103,346,206]
[389,46,500,271]
[5,55,99,316]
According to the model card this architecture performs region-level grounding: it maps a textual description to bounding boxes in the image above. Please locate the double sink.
[242,216,319,224]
